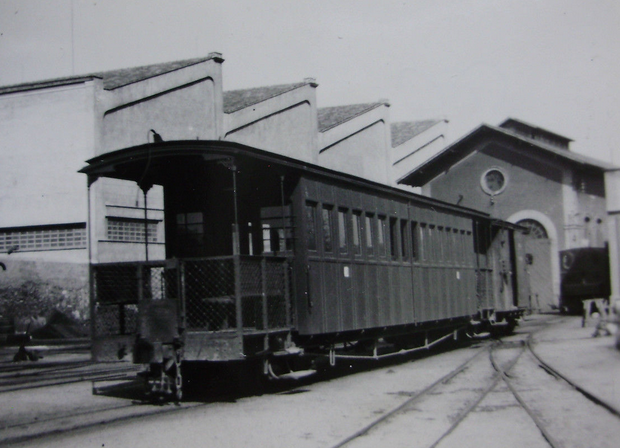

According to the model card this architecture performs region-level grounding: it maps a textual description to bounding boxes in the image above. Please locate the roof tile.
[391,120,441,147]
[318,103,385,132]
[0,55,218,94]
[223,83,311,113]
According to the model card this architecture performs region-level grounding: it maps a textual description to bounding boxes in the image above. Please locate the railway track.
[329,339,504,448]
[0,360,143,393]
[526,339,620,419]
[4,316,619,447]
[329,316,620,448]
[0,360,210,446]
[0,336,487,446]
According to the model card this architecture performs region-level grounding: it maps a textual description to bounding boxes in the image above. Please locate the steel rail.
[0,366,141,393]
[527,339,620,419]
[330,343,491,448]
[426,340,526,448]
[489,339,561,448]
[0,360,94,376]
[0,396,210,447]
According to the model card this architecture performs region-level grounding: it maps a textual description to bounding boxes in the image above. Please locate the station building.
[400,119,615,310]
[0,53,445,322]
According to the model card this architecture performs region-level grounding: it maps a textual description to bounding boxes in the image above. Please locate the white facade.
[0,54,448,322]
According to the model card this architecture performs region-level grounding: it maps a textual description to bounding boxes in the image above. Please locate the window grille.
[107,218,158,243]
[0,223,86,252]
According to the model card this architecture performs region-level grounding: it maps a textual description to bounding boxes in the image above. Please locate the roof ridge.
[404,123,615,186]
[224,81,308,94]
[317,101,385,113]
[0,54,221,94]
[97,55,220,90]
[499,117,573,142]
[487,123,612,168]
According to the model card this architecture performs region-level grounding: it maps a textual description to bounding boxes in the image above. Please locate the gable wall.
[392,121,447,186]
[100,59,223,154]
[225,100,317,163]
[224,84,319,164]
[0,82,97,230]
[427,140,568,248]
[318,120,390,184]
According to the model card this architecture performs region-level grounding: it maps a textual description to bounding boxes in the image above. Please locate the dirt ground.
[2,314,619,448]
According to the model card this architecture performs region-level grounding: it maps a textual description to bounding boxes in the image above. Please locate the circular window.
[481,168,508,195]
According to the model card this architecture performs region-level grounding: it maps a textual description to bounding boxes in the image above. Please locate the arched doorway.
[516,217,556,311]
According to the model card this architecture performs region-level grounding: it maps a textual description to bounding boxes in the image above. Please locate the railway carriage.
[82,140,525,399]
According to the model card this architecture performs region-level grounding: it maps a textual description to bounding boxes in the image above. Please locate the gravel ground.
[533,315,620,411]
[2,314,619,448]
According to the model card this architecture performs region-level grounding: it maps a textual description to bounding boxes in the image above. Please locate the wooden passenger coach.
[297,176,480,337]
[82,140,525,398]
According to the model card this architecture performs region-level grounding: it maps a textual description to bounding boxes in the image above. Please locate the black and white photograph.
[1,1,619,446]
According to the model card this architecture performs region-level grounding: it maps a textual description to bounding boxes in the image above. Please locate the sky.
[1,0,619,163]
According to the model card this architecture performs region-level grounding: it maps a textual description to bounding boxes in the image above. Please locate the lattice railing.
[91,256,291,338]
[92,261,176,337]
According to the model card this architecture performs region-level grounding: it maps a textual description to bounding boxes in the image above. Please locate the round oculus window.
[481,168,508,195]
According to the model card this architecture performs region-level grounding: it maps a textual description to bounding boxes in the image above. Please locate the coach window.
[438,226,445,262]
[418,223,426,261]
[352,211,362,255]
[428,225,436,261]
[338,208,348,255]
[389,217,398,260]
[410,222,418,261]
[322,205,334,253]
[377,215,387,257]
[452,229,460,263]
[400,220,409,261]
[365,213,375,256]
[176,212,204,255]
[448,229,455,263]
[305,201,317,251]
[262,224,273,253]
[464,230,472,262]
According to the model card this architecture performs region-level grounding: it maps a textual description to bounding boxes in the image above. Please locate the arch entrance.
[515,217,556,311]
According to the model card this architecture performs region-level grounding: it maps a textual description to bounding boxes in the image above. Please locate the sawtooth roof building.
[0,53,446,323]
